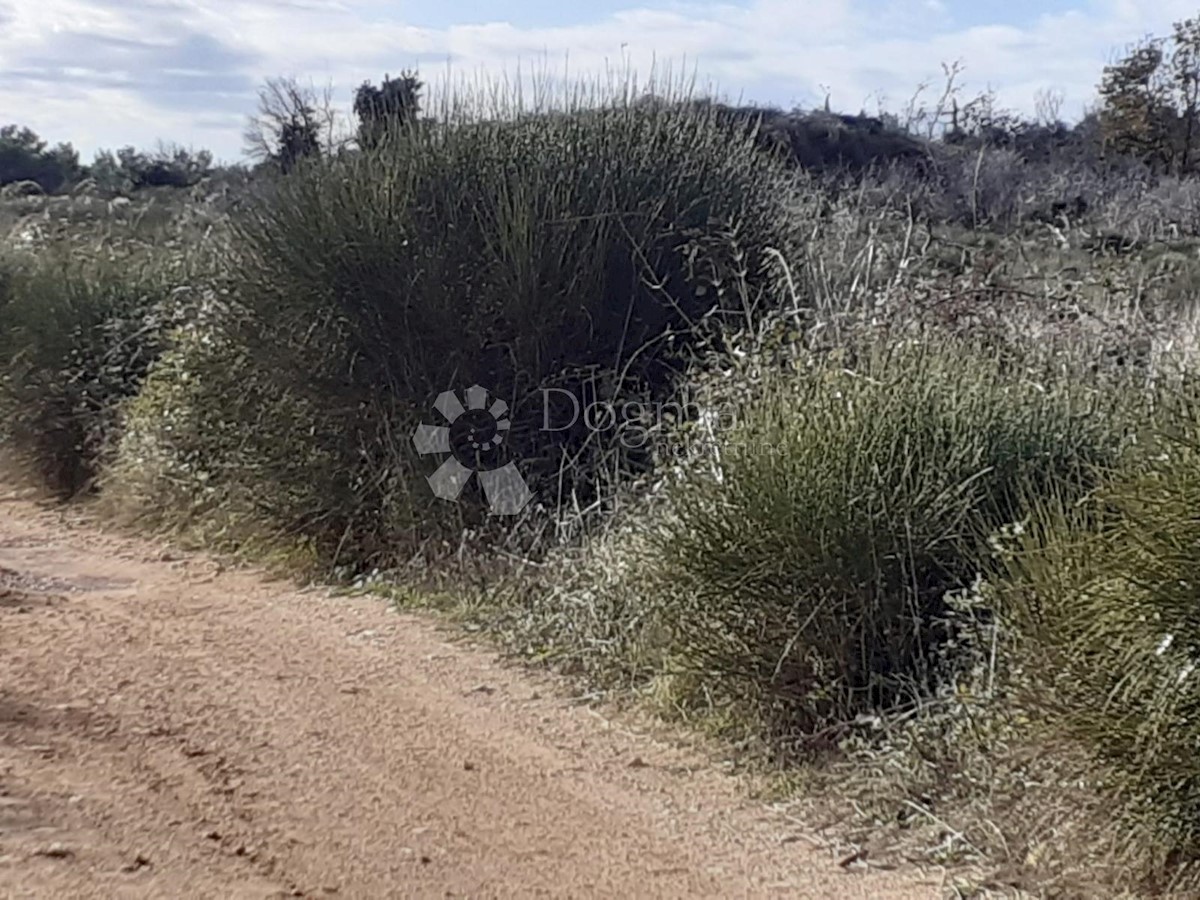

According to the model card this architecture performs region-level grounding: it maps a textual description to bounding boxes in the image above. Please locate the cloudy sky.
[1,0,1197,161]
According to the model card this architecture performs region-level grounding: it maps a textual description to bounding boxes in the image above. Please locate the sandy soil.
[0,485,940,899]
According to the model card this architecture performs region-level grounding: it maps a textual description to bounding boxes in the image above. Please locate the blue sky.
[0,0,1193,161]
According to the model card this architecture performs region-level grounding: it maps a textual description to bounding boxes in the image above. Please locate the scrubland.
[7,77,1200,896]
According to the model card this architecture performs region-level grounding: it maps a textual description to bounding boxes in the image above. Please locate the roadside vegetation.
[9,20,1200,896]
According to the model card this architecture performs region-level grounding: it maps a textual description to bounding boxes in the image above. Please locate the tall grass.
[102,311,457,568]
[639,340,1128,752]
[0,247,189,496]
[145,80,818,566]
[996,381,1200,878]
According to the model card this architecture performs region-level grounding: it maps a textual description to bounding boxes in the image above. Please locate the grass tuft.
[0,247,189,496]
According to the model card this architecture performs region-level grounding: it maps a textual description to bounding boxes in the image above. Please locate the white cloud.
[2,0,1200,160]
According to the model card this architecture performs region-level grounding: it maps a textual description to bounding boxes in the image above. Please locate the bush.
[89,145,214,192]
[197,85,814,565]
[103,309,457,568]
[641,340,1127,752]
[0,249,187,496]
[101,315,263,533]
[699,102,929,174]
[997,384,1200,875]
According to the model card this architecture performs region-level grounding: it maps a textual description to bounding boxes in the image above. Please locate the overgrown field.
[7,84,1200,896]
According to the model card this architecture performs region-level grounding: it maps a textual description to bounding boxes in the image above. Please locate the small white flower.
[1157,634,1175,656]
[1179,661,1196,685]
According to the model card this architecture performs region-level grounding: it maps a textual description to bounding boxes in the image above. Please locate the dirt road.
[0,486,938,899]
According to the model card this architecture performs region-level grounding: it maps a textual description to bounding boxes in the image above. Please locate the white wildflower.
[1179,661,1196,685]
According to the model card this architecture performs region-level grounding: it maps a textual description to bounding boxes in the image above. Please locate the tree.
[244,77,335,172]
[1097,16,1200,173]
[1172,16,1200,172]
[0,125,81,192]
[353,71,423,150]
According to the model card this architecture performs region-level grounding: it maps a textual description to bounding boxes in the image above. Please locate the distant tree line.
[0,67,425,194]
[0,126,214,195]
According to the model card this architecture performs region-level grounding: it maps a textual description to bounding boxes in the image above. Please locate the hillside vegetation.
[8,27,1200,896]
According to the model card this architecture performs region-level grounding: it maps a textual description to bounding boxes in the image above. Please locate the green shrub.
[642,341,1127,751]
[101,317,264,532]
[997,384,1200,874]
[0,248,185,496]
[103,311,459,568]
[202,84,814,563]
